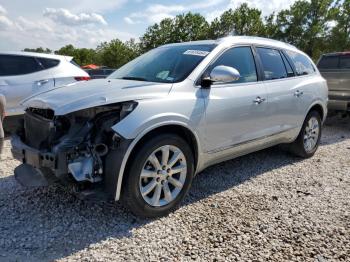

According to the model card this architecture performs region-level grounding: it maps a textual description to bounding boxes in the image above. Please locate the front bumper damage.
[11,103,135,201]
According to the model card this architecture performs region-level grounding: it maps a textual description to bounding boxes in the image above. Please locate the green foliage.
[96,39,139,68]
[327,0,350,52]
[140,13,209,52]
[55,45,97,66]
[208,4,265,38]
[23,1,350,67]
[269,0,335,58]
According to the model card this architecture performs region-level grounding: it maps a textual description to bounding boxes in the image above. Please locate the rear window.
[318,56,339,69]
[285,50,315,76]
[37,57,60,69]
[339,55,350,69]
[0,55,43,76]
[70,59,81,68]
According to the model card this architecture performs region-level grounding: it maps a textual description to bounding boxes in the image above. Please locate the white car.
[0,52,90,116]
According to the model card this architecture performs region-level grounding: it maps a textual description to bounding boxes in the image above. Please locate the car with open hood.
[11,36,328,218]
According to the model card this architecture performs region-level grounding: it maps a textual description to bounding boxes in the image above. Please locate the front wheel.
[122,134,194,218]
[289,111,322,158]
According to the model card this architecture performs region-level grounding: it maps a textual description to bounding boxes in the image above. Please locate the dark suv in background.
[317,52,350,113]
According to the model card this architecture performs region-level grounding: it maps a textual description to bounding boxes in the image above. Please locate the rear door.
[0,54,55,116]
[255,47,301,133]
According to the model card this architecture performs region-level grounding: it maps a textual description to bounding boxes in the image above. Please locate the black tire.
[289,111,322,158]
[122,134,194,218]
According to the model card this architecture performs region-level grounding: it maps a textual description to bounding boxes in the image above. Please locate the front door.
[202,46,270,153]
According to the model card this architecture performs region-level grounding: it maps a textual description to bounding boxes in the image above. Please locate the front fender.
[110,97,206,201]
[112,120,202,201]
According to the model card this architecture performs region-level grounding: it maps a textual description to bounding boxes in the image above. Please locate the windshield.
[108,44,216,83]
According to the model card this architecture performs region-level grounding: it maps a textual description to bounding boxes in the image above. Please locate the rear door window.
[339,55,350,69]
[285,50,315,76]
[256,47,287,80]
[318,56,339,69]
[0,55,43,76]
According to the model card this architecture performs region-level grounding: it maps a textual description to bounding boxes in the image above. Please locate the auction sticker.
[183,50,210,56]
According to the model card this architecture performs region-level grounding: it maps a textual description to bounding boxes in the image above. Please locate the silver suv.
[12,36,328,217]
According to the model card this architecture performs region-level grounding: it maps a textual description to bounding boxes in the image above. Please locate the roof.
[0,51,73,61]
[162,36,299,52]
[161,36,301,52]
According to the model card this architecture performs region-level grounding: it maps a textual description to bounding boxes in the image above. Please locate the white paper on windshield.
[183,50,210,57]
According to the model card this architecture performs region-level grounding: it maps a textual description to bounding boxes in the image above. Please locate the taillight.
[74,76,91,81]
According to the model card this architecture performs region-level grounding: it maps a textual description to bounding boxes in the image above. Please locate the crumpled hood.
[22,79,172,115]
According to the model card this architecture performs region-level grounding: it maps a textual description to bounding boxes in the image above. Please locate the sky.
[0,0,297,51]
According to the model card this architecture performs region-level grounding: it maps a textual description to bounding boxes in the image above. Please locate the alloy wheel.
[303,116,320,153]
[139,145,187,207]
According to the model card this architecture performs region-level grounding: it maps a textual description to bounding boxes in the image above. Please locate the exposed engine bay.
[12,102,137,199]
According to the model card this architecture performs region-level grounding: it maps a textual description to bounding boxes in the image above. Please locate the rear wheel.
[289,111,322,158]
[122,134,194,218]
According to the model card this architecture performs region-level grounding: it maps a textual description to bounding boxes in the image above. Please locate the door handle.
[253,96,266,104]
[36,79,49,86]
[294,90,304,97]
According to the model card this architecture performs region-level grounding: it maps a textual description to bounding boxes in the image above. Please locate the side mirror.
[201,65,241,88]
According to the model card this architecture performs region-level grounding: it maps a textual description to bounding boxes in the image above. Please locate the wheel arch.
[114,122,200,201]
[307,102,326,122]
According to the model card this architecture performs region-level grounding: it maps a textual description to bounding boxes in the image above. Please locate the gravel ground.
[0,116,349,262]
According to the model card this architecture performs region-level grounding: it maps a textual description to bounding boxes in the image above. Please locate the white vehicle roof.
[164,36,299,53]
[0,51,73,62]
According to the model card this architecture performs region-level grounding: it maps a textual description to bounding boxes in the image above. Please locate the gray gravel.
[0,115,349,261]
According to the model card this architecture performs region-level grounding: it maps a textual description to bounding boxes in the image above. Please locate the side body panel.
[112,80,207,200]
[0,71,55,116]
[201,82,269,152]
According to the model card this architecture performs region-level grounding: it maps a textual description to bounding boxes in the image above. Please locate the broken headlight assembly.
[20,101,138,185]
[65,101,138,183]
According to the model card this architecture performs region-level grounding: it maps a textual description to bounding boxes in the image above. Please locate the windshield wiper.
[120,76,147,81]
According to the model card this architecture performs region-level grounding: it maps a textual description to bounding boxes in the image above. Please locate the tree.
[23,47,52,54]
[208,4,265,38]
[55,45,97,66]
[96,39,138,68]
[271,0,334,59]
[140,13,209,52]
[327,0,350,51]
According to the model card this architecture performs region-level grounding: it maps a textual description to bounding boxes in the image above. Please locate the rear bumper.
[328,92,350,111]
[328,100,350,111]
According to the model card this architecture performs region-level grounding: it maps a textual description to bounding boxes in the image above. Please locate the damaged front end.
[11,101,137,200]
